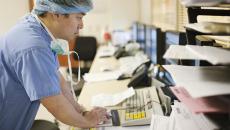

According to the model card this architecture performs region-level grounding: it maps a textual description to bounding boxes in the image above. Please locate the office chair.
[30,120,59,130]
[71,36,97,77]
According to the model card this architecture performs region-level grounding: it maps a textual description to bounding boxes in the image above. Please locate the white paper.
[99,126,150,130]
[164,65,230,98]
[186,45,230,65]
[171,101,219,130]
[185,22,230,33]
[181,0,228,6]
[91,87,135,107]
[119,54,149,75]
[83,70,123,82]
[164,45,230,65]
[97,46,116,57]
[207,36,230,43]
[163,45,201,60]
[150,115,169,130]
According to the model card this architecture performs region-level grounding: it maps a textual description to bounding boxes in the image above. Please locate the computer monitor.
[131,22,146,50]
[112,30,131,46]
[150,27,165,65]
[137,23,146,50]
[131,22,138,43]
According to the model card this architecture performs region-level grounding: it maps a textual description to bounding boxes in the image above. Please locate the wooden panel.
[29,0,34,12]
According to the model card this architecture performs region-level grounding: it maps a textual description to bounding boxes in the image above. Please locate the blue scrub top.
[0,14,61,130]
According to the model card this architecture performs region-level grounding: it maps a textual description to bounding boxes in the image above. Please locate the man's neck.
[38,15,58,39]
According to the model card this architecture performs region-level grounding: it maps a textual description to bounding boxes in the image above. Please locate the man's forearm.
[41,93,93,128]
[59,73,85,113]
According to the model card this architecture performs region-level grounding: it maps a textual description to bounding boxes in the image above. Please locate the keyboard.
[110,87,164,126]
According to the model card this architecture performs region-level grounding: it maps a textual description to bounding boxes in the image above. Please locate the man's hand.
[83,107,109,127]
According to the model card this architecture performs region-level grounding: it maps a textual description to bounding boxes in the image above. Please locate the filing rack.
[184,4,230,66]
[183,2,230,129]
[185,6,230,45]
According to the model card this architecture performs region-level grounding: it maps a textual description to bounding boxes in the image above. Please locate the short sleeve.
[13,47,61,101]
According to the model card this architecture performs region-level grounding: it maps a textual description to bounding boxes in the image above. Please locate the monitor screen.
[150,27,165,65]
[137,23,146,50]
[131,22,138,42]
[145,25,152,58]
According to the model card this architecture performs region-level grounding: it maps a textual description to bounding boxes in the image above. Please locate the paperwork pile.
[91,87,135,107]
[162,44,230,129]
[185,22,230,34]
[163,65,230,98]
[97,45,116,57]
[163,45,230,65]
[83,70,123,82]
[181,0,230,6]
[150,101,220,130]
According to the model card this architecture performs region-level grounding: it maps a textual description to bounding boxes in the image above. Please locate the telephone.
[114,47,129,59]
[114,43,141,59]
[153,65,175,86]
[127,61,152,88]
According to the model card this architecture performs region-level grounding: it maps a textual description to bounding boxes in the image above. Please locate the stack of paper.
[97,46,116,57]
[170,101,219,130]
[150,115,170,130]
[171,87,230,113]
[163,65,230,98]
[181,0,230,7]
[91,87,135,107]
[164,45,230,65]
[206,36,230,48]
[150,101,220,130]
[83,70,123,82]
[185,22,230,34]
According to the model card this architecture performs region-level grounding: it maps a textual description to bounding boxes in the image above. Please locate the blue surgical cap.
[32,0,93,15]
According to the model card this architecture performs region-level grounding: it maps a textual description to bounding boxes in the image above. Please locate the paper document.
[91,87,135,107]
[163,45,201,60]
[185,22,230,34]
[207,36,230,43]
[181,0,229,6]
[163,65,230,98]
[83,70,123,82]
[171,101,219,130]
[164,45,230,65]
[207,36,230,48]
[186,45,230,65]
[150,115,169,130]
[171,87,230,113]
[97,46,116,57]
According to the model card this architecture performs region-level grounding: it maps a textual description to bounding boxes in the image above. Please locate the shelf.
[182,1,230,8]
[185,6,230,44]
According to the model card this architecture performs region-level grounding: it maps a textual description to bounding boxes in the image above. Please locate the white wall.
[140,0,152,25]
[0,0,144,43]
[0,0,29,35]
[81,0,140,43]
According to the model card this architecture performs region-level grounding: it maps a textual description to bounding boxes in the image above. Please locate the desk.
[77,46,150,130]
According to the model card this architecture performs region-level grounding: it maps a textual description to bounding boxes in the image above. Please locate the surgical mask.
[32,13,80,101]
[50,39,69,55]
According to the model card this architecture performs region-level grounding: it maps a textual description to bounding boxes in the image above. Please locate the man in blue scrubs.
[0,0,108,129]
